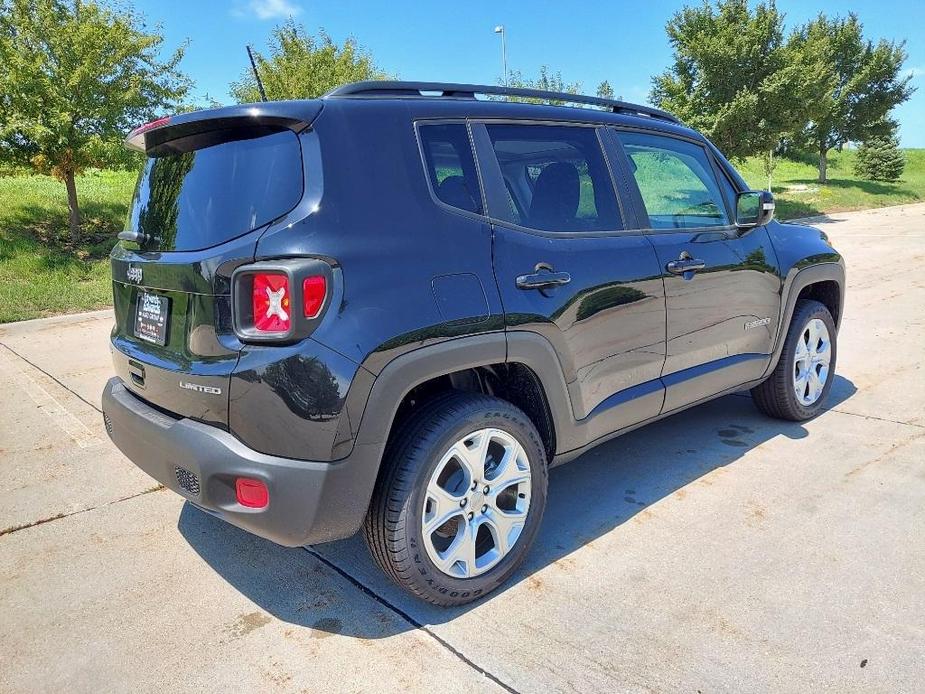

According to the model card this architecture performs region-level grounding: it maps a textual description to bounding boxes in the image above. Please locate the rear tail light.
[235,478,269,508]
[302,275,327,318]
[252,272,291,332]
[231,260,332,342]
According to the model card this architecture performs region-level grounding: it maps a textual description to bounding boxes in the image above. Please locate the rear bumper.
[102,377,381,547]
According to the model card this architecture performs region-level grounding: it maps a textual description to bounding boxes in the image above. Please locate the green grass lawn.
[1,149,924,324]
[0,169,136,323]
[736,148,925,219]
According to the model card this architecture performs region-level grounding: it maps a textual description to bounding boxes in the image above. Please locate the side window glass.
[484,124,622,232]
[618,131,730,229]
[418,123,483,215]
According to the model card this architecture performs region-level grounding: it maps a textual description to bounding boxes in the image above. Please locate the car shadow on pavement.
[179,375,857,638]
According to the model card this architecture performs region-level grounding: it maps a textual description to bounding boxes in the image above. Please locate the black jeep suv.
[102,81,844,605]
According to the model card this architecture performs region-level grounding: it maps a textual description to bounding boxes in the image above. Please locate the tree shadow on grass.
[0,197,125,274]
[791,177,918,198]
[773,197,824,220]
[178,376,858,638]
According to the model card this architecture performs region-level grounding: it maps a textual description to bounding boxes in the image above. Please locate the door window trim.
[470,119,637,239]
[610,125,742,235]
[413,118,490,222]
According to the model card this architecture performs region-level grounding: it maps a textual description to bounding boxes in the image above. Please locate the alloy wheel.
[421,428,532,578]
[793,318,832,406]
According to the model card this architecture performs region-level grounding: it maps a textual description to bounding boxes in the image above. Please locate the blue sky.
[135,0,925,146]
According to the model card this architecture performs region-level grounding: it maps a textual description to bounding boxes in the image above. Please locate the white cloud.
[233,0,303,20]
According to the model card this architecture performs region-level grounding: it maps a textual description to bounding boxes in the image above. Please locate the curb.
[0,308,113,335]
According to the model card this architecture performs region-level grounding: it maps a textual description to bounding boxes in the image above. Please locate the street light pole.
[494,25,508,86]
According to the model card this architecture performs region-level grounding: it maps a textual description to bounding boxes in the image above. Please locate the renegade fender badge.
[744,317,772,330]
[126,265,143,283]
[179,381,222,395]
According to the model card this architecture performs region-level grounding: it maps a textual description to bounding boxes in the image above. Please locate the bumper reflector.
[235,478,269,508]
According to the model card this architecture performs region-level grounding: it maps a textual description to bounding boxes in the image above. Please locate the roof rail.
[323,81,681,124]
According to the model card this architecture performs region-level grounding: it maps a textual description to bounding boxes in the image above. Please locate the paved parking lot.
[1,204,923,693]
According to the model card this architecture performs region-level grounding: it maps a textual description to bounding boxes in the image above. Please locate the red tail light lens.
[302,275,327,318]
[235,478,269,508]
[252,273,290,332]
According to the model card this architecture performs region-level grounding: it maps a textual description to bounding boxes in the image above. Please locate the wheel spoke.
[423,485,464,533]
[437,520,475,576]
[808,369,824,401]
[806,320,821,351]
[817,363,830,390]
[485,509,526,556]
[814,339,831,367]
[451,520,479,575]
[487,444,530,490]
[453,430,491,482]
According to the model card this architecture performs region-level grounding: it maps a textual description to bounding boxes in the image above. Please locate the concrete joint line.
[731,392,924,430]
[304,547,521,694]
[0,485,164,537]
[0,343,102,448]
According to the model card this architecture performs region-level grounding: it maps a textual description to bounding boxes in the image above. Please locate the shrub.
[854,137,906,182]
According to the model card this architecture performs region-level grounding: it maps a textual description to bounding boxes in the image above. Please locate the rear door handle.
[516,270,571,290]
[666,258,706,275]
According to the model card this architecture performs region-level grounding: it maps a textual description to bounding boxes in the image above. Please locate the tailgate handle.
[128,359,146,389]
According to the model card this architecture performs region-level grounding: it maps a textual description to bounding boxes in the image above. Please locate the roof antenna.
[246,44,268,102]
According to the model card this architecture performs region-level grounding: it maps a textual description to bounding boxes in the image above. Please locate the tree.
[596,80,615,100]
[230,21,388,103]
[854,133,905,182]
[789,13,913,183]
[651,0,826,166]
[504,66,581,104]
[0,0,190,242]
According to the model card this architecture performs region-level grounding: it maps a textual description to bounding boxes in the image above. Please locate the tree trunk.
[64,169,81,243]
[818,147,828,184]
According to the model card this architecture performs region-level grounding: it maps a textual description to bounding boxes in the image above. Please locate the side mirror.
[735,190,775,228]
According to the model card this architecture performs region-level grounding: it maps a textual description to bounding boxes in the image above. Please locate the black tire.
[752,299,837,421]
[363,392,548,606]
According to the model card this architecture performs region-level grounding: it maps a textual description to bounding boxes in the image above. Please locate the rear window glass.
[418,124,483,215]
[126,127,303,252]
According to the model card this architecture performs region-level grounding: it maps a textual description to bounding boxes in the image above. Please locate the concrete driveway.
[1,204,923,693]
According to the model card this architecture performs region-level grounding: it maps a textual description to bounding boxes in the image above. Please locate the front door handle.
[666,255,706,275]
[516,270,572,290]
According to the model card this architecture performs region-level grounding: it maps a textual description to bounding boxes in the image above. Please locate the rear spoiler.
[125,100,324,153]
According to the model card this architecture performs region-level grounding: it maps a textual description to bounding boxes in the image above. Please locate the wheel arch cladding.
[795,279,842,327]
[764,261,845,379]
[347,331,578,518]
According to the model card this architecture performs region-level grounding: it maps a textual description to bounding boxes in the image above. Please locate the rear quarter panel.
[253,99,505,374]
